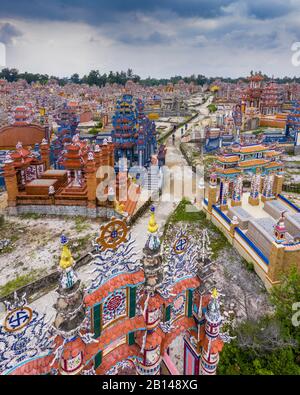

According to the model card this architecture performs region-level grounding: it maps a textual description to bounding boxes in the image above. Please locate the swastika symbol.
[174,237,188,254]
[9,311,30,328]
[4,307,33,332]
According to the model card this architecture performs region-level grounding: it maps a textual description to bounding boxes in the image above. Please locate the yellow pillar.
[230,216,239,238]
[273,174,284,197]
[4,159,18,207]
[266,242,285,285]
[85,155,97,208]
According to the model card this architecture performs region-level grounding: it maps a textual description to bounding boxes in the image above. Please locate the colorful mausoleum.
[112,95,157,168]
[0,209,229,376]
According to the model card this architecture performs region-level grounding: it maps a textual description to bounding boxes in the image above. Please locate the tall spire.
[145,206,160,252]
[52,235,87,375]
[59,235,77,289]
[148,206,159,234]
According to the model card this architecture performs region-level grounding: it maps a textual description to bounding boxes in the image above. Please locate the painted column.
[220,178,229,211]
[248,171,261,206]
[231,175,243,207]
[261,173,274,202]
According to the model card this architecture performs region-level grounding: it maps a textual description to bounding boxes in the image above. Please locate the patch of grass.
[0,270,43,298]
[169,198,208,224]
[210,234,229,260]
[20,213,43,220]
[241,258,255,272]
[70,235,91,259]
[73,217,90,233]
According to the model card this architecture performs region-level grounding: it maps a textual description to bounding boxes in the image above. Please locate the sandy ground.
[0,216,100,288]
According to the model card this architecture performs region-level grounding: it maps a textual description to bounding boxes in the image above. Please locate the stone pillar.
[85,153,97,208]
[94,145,101,169]
[266,242,285,286]
[231,176,243,207]
[108,140,115,168]
[3,156,18,207]
[261,173,275,202]
[138,150,143,167]
[230,215,239,238]
[40,139,50,170]
[220,178,229,211]
[273,174,284,197]
[207,174,218,215]
[248,172,261,206]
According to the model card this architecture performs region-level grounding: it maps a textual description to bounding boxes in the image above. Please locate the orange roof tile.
[96,343,140,374]
[10,354,54,375]
[238,159,267,167]
[85,270,145,307]
[85,316,146,360]
[217,155,239,163]
[215,167,241,174]
[233,145,267,153]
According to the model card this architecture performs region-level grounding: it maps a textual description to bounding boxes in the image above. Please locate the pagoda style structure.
[214,143,284,206]
[3,135,136,218]
[112,94,137,167]
[112,95,157,168]
[242,72,264,111]
[204,141,300,290]
[260,80,284,115]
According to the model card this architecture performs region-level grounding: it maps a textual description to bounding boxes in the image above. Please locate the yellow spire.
[59,235,74,270]
[212,288,219,299]
[148,207,158,234]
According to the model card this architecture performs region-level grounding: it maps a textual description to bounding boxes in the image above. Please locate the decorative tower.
[199,289,224,375]
[3,154,18,207]
[231,175,243,206]
[52,235,86,375]
[85,151,97,209]
[273,212,286,243]
[261,173,275,202]
[248,170,261,206]
[40,138,50,170]
[137,207,163,375]
[112,94,136,167]
[219,178,229,211]
[207,172,218,216]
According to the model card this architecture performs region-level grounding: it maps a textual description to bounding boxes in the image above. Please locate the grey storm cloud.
[246,0,293,20]
[0,22,22,44]
[117,32,173,46]
[0,0,295,23]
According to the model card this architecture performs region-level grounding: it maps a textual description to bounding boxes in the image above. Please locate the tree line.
[1,67,300,87]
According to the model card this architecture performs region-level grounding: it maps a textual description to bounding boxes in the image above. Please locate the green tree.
[218,267,300,375]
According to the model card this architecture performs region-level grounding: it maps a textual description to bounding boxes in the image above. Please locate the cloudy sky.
[0,0,300,78]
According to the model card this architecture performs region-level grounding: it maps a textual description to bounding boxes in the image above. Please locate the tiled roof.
[217,155,239,163]
[85,270,145,307]
[85,316,146,360]
[201,337,224,353]
[96,343,140,374]
[10,354,54,375]
[135,328,163,349]
[233,145,267,153]
[215,167,241,174]
[238,159,267,167]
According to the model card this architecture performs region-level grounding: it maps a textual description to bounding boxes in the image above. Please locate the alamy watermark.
[292,302,300,327]
[0,42,6,69]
